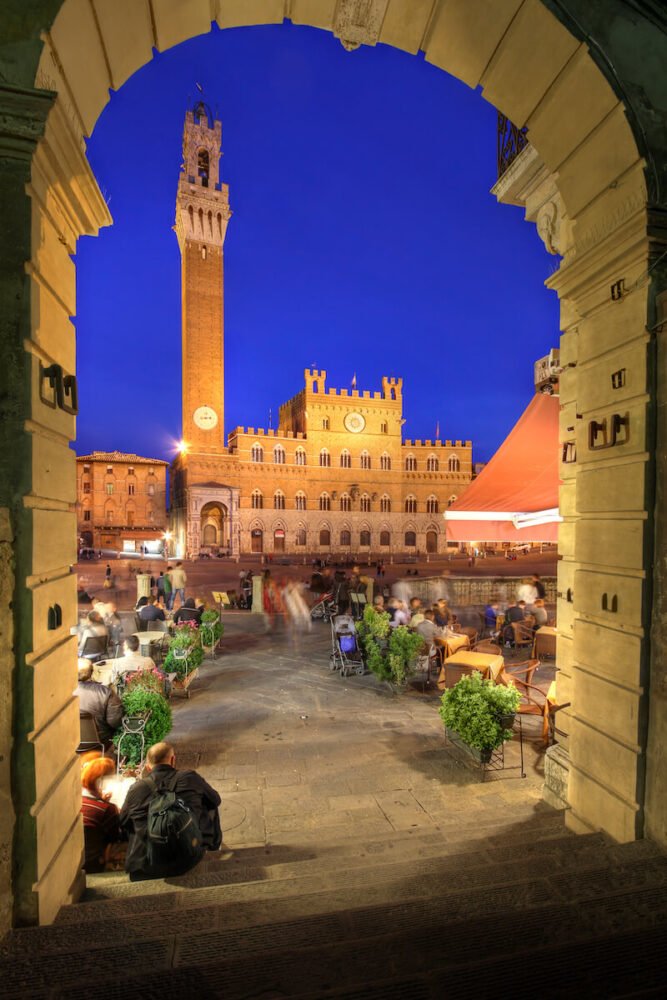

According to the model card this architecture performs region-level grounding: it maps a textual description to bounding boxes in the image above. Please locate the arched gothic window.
[340,449,351,469]
[251,443,263,463]
[251,490,263,509]
[319,493,331,511]
[427,454,439,472]
[405,455,416,472]
[295,492,307,511]
[198,148,209,186]
[360,494,371,513]
[405,496,417,514]
[405,530,417,547]
[426,496,439,514]
[380,453,391,471]
[273,445,285,464]
[295,447,306,466]
[274,491,285,510]
[340,494,351,512]
[360,451,371,470]
[380,495,391,513]
[448,454,460,472]
[319,449,331,468]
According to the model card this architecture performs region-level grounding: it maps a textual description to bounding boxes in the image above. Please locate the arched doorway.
[200,501,227,551]
[426,529,438,554]
[251,527,263,553]
[273,527,286,553]
[2,0,664,932]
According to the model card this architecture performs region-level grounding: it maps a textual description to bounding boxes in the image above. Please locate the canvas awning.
[444,392,561,543]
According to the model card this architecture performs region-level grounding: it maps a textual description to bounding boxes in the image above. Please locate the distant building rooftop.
[77,450,169,466]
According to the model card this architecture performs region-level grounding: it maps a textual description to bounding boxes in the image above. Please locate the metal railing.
[497,112,529,178]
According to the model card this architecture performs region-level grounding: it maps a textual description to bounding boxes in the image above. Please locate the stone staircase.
[2,808,667,999]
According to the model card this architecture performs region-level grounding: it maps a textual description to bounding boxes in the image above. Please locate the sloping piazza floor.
[3,614,666,998]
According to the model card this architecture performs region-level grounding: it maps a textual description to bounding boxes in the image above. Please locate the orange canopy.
[444,392,560,543]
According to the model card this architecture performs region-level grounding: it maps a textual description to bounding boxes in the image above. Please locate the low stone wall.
[400,575,558,608]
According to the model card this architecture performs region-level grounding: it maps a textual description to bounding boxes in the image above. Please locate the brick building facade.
[76,451,168,553]
[170,104,472,559]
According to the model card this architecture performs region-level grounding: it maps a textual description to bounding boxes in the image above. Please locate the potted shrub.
[439,672,521,763]
[113,684,172,770]
[163,622,204,692]
[356,606,424,690]
[200,609,224,652]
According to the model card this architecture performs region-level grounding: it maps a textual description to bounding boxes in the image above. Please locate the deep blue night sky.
[75,23,559,465]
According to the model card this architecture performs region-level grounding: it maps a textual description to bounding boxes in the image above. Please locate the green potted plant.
[200,609,224,651]
[355,606,424,690]
[439,672,521,763]
[163,622,204,691]
[113,684,172,769]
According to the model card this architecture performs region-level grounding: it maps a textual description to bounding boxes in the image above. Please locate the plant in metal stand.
[113,685,172,772]
[163,622,204,697]
[439,672,522,776]
[200,609,223,659]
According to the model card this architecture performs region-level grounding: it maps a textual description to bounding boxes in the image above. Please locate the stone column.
[0,85,111,933]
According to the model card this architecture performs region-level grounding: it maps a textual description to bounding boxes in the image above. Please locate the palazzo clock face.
[344,411,366,433]
[193,406,218,430]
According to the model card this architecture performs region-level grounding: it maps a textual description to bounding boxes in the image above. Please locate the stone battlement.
[402,439,472,448]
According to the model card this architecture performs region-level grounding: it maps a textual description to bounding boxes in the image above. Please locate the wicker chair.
[472,640,502,655]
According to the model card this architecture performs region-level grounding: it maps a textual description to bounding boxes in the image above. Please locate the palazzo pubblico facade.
[164,104,472,559]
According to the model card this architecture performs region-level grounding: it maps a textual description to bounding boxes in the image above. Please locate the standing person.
[169,562,187,610]
[532,574,546,600]
[156,570,166,603]
[104,563,112,588]
[163,567,173,609]
[517,578,538,611]
[119,741,223,881]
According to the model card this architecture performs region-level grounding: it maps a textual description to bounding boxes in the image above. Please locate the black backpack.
[144,773,205,871]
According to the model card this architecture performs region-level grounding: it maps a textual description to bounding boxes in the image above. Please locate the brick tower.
[175,101,232,453]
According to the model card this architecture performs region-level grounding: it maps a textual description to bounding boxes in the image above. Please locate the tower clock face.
[344,412,366,434]
[193,406,218,430]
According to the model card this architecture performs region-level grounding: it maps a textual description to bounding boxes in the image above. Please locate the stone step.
[6,832,614,955]
[4,846,665,997]
[78,811,577,901]
[7,868,667,1000]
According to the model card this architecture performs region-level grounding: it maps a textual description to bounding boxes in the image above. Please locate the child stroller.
[310,588,338,622]
[329,614,365,677]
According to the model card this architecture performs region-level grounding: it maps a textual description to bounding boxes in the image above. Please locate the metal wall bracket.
[588,413,629,450]
[39,363,78,415]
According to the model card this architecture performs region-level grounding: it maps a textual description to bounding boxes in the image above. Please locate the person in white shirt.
[78,611,108,655]
[112,635,156,677]
[389,599,410,627]
[516,579,538,610]
[168,563,187,610]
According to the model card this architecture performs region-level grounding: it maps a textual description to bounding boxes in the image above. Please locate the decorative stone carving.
[536,199,562,255]
[333,0,390,51]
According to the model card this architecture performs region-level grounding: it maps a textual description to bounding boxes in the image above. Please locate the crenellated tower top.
[175,102,231,250]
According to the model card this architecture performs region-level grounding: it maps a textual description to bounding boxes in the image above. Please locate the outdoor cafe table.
[533,626,557,659]
[437,649,505,690]
[132,630,165,655]
[434,632,470,658]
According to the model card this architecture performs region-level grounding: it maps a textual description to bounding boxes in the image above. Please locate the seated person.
[484,601,500,631]
[173,597,202,626]
[112,635,156,677]
[119,741,223,882]
[81,756,125,873]
[135,595,150,610]
[78,611,108,655]
[533,599,548,629]
[416,609,443,644]
[138,596,166,623]
[433,599,450,628]
[388,599,410,627]
[76,659,123,744]
[408,597,424,629]
[506,600,526,624]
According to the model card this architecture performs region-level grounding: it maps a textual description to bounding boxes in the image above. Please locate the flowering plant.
[123,667,166,695]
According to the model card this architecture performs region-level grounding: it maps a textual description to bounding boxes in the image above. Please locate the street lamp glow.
[177,439,189,454]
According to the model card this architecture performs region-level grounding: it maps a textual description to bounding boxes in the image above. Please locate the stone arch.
[200,500,227,549]
[1,0,662,933]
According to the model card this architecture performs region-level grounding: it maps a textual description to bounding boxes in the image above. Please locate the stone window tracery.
[251,443,263,463]
[448,454,460,472]
[320,449,331,467]
[426,496,439,514]
[360,451,371,470]
[405,495,417,514]
[251,490,263,509]
[380,495,391,513]
[427,454,439,472]
[319,493,331,511]
[405,455,416,472]
[380,453,391,471]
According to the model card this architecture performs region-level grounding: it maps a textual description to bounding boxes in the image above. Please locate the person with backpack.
[119,741,223,881]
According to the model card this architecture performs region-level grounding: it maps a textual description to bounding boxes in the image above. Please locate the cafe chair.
[148,619,171,665]
[77,712,104,755]
[80,634,109,663]
[498,662,549,743]
[472,640,502,655]
[460,626,478,647]
[546,681,571,746]
[511,621,534,650]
